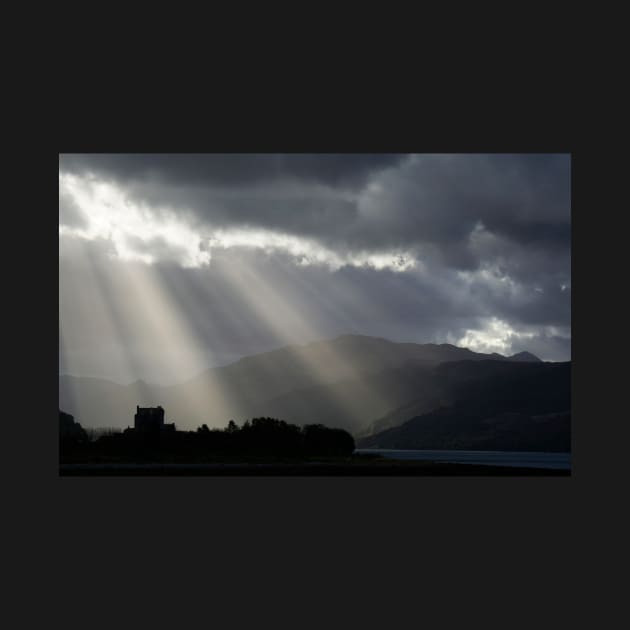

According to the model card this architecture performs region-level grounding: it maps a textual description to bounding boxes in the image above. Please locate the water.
[354,449,571,470]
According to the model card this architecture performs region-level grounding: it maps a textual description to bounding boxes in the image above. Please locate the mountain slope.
[256,364,444,435]
[507,351,543,363]
[357,361,571,452]
[59,335,543,431]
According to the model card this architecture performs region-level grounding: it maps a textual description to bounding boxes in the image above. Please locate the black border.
[10,74,613,628]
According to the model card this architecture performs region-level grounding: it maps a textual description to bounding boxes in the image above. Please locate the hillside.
[59,334,543,432]
[356,361,571,451]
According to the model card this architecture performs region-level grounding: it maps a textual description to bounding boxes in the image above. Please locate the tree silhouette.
[59,410,88,446]
[60,409,356,463]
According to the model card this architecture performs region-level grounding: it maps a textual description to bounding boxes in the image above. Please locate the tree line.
[59,411,356,460]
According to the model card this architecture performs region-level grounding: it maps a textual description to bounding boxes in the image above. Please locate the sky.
[59,154,571,385]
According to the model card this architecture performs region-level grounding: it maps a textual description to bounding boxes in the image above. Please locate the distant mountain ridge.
[506,351,542,363]
[357,360,570,452]
[59,334,545,433]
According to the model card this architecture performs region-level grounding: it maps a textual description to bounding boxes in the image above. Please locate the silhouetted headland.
[60,407,355,461]
[59,408,568,476]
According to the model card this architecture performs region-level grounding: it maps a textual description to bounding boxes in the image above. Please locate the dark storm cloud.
[59,153,406,243]
[347,153,570,255]
[59,153,571,377]
[59,153,570,278]
[59,153,407,189]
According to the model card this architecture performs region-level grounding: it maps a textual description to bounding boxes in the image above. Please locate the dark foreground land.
[60,456,569,476]
[60,414,569,476]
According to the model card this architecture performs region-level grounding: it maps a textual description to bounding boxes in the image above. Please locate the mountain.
[59,334,543,432]
[507,351,543,363]
[356,361,571,452]
[255,364,445,435]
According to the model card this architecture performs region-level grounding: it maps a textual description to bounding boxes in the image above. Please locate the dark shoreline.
[60,461,570,476]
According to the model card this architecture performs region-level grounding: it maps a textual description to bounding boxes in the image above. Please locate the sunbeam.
[59,154,571,440]
[214,255,397,428]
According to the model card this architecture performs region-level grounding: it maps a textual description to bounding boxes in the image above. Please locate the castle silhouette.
[134,405,176,434]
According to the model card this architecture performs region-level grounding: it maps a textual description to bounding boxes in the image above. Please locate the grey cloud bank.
[59,153,571,383]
